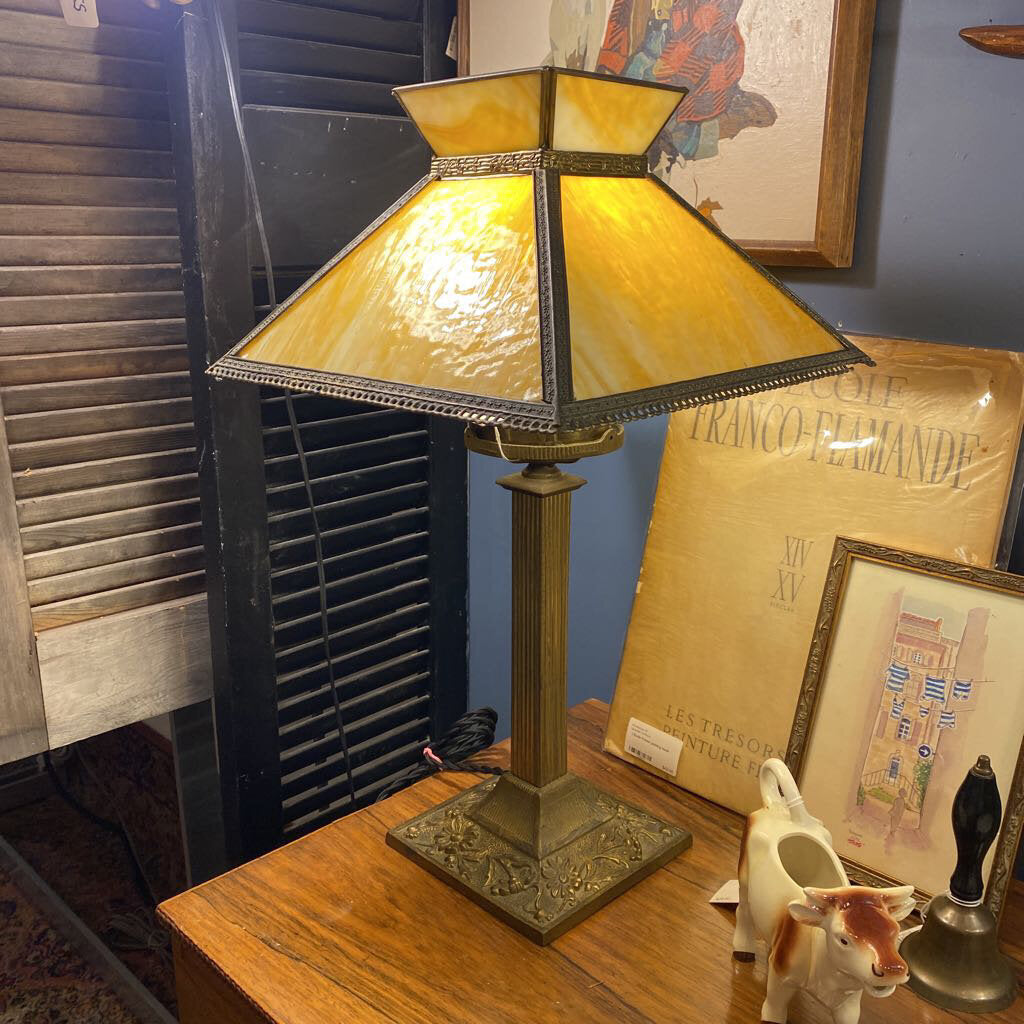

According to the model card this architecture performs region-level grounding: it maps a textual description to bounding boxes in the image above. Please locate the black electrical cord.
[44,749,155,908]
[376,707,504,802]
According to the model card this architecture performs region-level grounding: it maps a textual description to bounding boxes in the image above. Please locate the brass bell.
[900,755,1018,1012]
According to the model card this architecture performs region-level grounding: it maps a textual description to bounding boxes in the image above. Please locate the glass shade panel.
[560,176,849,401]
[237,176,543,402]
[397,71,542,156]
[551,73,683,154]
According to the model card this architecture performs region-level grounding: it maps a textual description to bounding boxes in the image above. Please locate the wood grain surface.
[0,388,46,763]
[159,701,1024,1024]
[36,593,211,747]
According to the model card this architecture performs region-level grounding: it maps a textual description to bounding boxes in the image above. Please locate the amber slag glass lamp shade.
[209,68,869,429]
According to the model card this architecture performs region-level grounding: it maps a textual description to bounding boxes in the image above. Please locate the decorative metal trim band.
[431,150,649,178]
[209,350,868,434]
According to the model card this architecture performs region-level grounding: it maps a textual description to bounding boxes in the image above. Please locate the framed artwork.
[787,537,1024,920]
[457,0,877,267]
[604,336,1024,817]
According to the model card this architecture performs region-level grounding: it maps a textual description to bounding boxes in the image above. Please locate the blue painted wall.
[468,0,1024,734]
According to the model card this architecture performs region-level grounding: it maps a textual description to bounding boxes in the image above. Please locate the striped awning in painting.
[886,663,910,692]
[891,698,905,719]
[919,705,930,718]
[923,676,947,701]
[939,711,957,729]
[953,680,972,700]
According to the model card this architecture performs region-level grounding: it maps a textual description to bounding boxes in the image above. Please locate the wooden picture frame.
[456,0,876,267]
[786,537,1024,920]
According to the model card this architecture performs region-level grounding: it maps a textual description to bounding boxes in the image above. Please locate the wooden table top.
[159,700,1024,1023]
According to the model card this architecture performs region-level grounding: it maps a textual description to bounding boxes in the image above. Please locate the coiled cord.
[376,708,504,802]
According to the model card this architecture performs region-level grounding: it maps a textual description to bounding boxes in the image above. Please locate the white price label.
[624,718,683,776]
[445,17,458,61]
[59,0,99,27]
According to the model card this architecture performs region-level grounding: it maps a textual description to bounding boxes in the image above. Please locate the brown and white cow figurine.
[733,759,916,1024]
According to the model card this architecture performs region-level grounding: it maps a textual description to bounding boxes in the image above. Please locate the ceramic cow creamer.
[733,759,916,1024]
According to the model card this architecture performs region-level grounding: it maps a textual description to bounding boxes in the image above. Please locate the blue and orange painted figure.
[596,0,777,170]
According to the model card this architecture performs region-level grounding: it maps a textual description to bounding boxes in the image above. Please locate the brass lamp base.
[387,423,692,944]
[386,774,691,944]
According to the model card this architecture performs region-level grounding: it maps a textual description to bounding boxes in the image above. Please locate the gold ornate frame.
[456,0,877,268]
[786,537,1024,920]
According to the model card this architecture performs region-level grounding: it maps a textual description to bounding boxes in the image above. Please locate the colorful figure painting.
[464,0,876,266]
[595,1,777,171]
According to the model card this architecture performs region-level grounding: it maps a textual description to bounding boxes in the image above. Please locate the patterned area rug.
[0,726,185,1016]
[0,862,142,1024]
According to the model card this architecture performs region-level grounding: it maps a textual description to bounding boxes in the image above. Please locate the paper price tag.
[445,17,458,60]
[624,718,683,776]
[59,0,99,28]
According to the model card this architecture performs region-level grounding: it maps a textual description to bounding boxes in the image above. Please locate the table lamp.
[210,67,869,943]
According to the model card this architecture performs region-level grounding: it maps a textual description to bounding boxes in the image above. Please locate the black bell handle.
[949,754,1002,905]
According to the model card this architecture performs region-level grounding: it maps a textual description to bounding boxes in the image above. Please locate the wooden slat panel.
[0,172,175,207]
[0,205,178,235]
[0,107,170,149]
[0,390,46,761]
[0,235,180,265]
[285,0,419,19]
[32,569,204,629]
[0,75,168,119]
[0,264,181,296]
[0,41,165,90]
[36,594,212,744]
[280,717,427,810]
[2,370,191,412]
[8,420,197,470]
[0,0,168,29]
[264,431,428,488]
[0,8,163,59]
[239,70,399,115]
[19,496,201,552]
[277,654,429,729]
[0,346,187,385]
[268,506,428,571]
[28,544,205,605]
[13,446,196,499]
[0,141,172,178]
[17,472,198,526]
[266,458,428,515]
[275,626,429,700]
[270,531,427,593]
[24,519,201,579]
[238,1,420,53]
[0,292,184,327]
[0,318,184,354]
[280,694,429,777]
[238,33,421,85]
[6,396,193,443]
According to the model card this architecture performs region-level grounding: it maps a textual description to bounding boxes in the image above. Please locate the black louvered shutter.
[170,0,467,856]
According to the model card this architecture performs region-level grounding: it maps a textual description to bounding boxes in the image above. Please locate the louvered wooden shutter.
[0,0,210,761]
[169,0,466,856]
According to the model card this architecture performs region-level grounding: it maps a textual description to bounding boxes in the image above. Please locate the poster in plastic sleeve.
[604,336,1024,813]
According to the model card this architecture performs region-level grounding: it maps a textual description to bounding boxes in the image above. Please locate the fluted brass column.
[386,425,692,944]
[499,462,583,787]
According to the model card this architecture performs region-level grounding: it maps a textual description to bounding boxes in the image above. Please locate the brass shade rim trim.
[431,150,648,178]
[208,348,870,432]
[209,354,560,430]
[393,64,689,102]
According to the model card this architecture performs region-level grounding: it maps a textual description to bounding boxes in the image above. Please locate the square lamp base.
[386,774,691,944]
